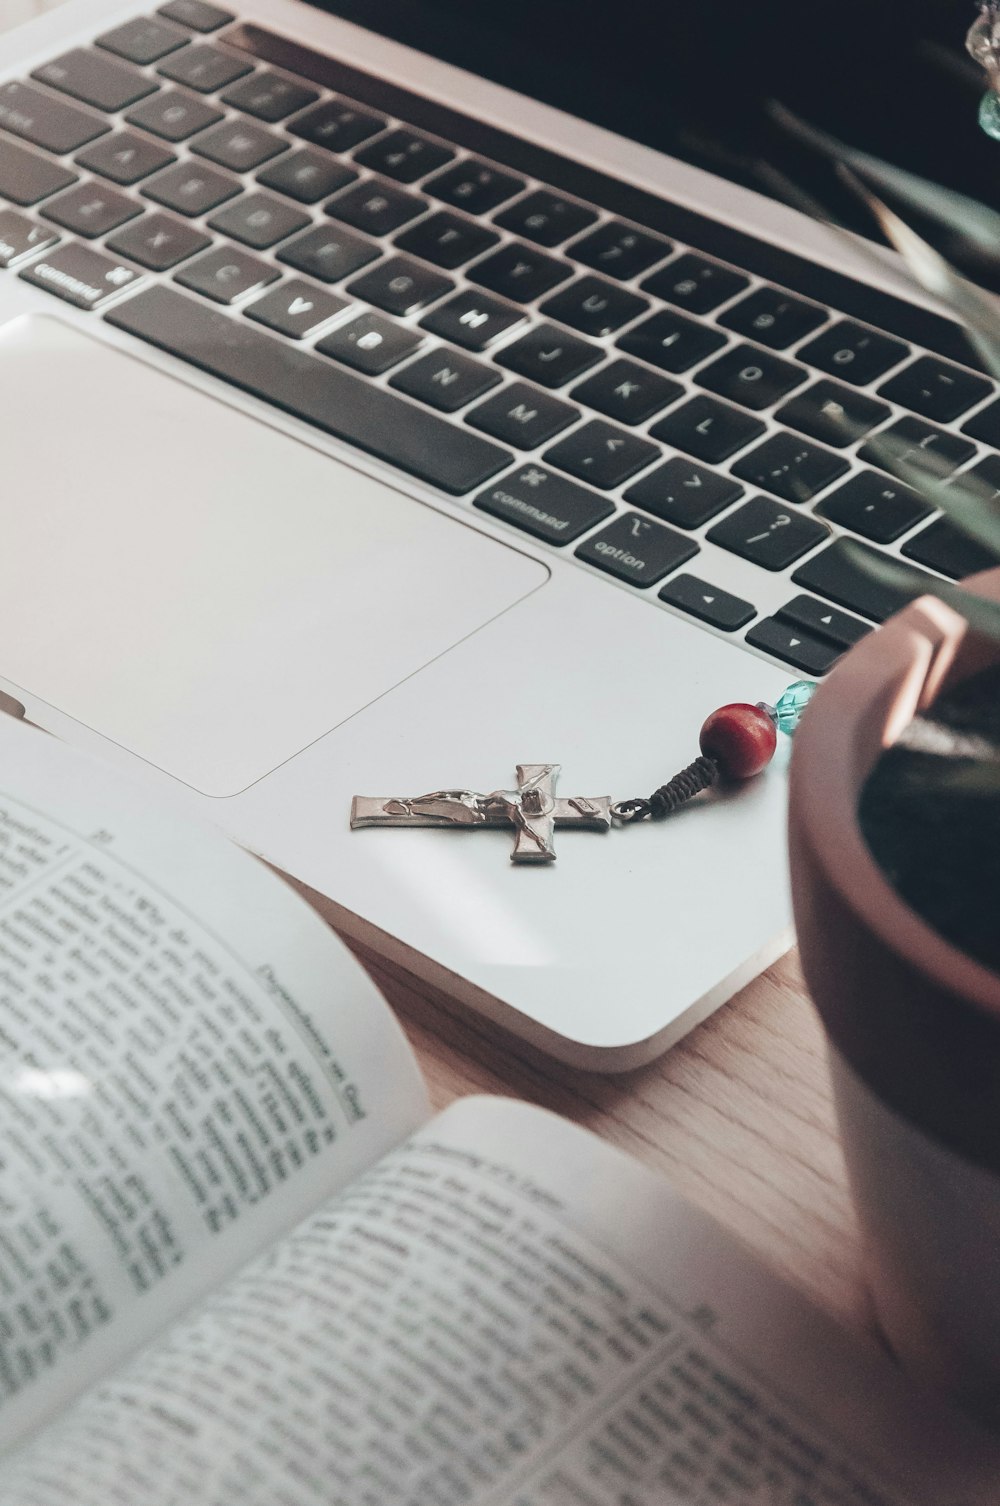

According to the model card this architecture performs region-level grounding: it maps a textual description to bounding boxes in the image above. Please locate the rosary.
[351,680,816,864]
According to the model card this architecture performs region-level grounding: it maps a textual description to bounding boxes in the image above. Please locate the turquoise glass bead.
[775,679,817,735]
[980,90,1000,141]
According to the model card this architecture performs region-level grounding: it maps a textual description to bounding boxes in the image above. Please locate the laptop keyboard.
[3,5,1000,680]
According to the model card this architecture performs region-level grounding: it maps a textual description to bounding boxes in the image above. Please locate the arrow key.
[745,616,844,675]
[244,279,350,338]
[658,573,755,631]
[775,594,872,648]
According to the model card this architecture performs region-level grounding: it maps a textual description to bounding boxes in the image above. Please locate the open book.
[0,714,997,1505]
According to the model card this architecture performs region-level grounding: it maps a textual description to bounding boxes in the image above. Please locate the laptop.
[0,0,994,1067]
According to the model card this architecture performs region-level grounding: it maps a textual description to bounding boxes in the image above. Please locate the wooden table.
[5,0,866,1342]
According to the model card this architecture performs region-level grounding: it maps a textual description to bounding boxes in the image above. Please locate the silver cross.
[350,763,611,863]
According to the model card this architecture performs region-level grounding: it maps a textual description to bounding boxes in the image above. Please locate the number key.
[797,320,909,385]
[718,285,827,349]
[641,252,748,314]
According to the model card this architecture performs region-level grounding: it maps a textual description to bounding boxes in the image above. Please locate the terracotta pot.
[788,567,1000,1426]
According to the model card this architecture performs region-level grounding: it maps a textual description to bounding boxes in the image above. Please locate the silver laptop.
[0,0,992,1067]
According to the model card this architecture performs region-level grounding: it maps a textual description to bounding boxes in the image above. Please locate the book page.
[1,1096,997,1504]
[0,717,428,1451]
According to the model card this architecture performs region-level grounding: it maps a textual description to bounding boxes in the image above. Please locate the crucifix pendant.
[350,763,611,863]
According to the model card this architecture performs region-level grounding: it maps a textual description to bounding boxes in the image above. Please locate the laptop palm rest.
[0,315,547,795]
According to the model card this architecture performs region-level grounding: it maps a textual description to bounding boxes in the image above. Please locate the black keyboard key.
[316,311,422,375]
[276,223,378,281]
[797,320,909,386]
[326,177,426,237]
[617,309,726,374]
[33,48,157,111]
[543,419,658,490]
[576,512,698,586]
[901,517,1000,579]
[541,276,648,338]
[718,286,827,349]
[474,465,612,542]
[0,140,77,205]
[420,288,524,351]
[495,324,602,388]
[570,358,680,425]
[191,118,287,170]
[41,182,141,238]
[707,496,828,570]
[494,190,597,247]
[353,128,453,183]
[390,348,500,412]
[959,454,1000,499]
[221,71,318,122]
[175,245,278,303]
[641,253,749,314]
[745,618,844,676]
[650,395,764,464]
[858,416,976,482]
[289,100,386,152]
[105,285,511,493]
[347,255,452,315]
[143,160,240,215]
[125,89,222,141]
[208,192,309,248]
[961,395,1000,446]
[157,43,251,91]
[107,210,210,269]
[257,149,356,204]
[20,240,144,308]
[776,380,891,448]
[878,356,992,424]
[569,220,670,280]
[815,470,932,544]
[658,573,755,631]
[0,208,58,267]
[245,279,349,337]
[776,595,871,648]
[425,160,523,215]
[76,130,176,185]
[0,81,108,154]
[791,538,932,623]
[97,16,190,64]
[469,243,571,303]
[158,0,233,29]
[731,432,848,503]
[466,382,577,446]
[395,211,498,270]
[625,457,742,529]
[695,344,807,411]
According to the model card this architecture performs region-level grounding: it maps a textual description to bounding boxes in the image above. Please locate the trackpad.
[0,316,546,794]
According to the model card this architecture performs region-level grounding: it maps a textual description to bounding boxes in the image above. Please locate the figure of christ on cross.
[350,763,612,862]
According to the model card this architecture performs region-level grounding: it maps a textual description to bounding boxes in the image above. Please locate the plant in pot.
[776,69,1000,1426]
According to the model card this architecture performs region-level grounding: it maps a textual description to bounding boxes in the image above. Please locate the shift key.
[475,466,613,543]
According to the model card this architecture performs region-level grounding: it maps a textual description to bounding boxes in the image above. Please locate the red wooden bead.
[699,702,777,780]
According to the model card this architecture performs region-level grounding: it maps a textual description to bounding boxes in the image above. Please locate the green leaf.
[834,166,1000,383]
[840,538,1000,642]
[769,103,1000,263]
